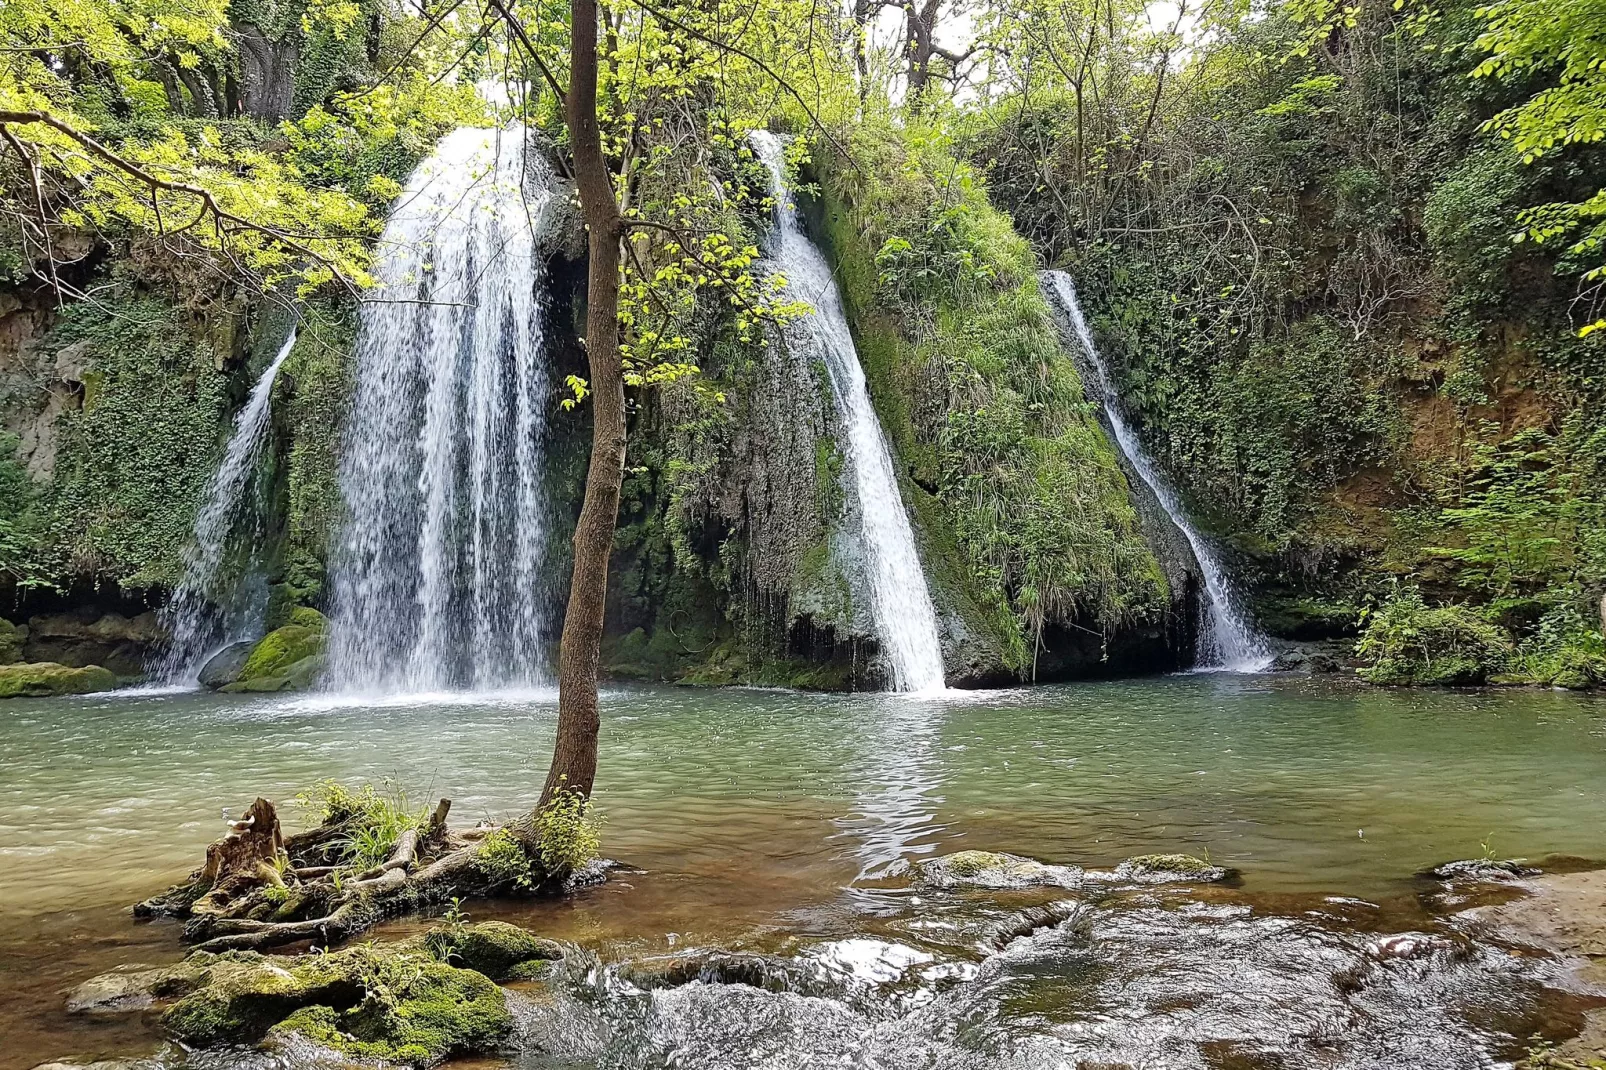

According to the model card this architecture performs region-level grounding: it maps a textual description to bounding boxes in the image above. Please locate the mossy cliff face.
[808,126,1176,680]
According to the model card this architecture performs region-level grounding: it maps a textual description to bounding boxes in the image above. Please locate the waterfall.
[156,326,297,683]
[328,127,555,694]
[1042,270,1272,672]
[750,131,946,693]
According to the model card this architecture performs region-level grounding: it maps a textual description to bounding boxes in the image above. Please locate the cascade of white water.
[328,127,555,694]
[156,326,297,683]
[750,131,947,692]
[1042,270,1272,672]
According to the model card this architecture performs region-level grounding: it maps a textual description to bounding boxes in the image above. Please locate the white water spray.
[328,127,555,693]
[1043,270,1272,672]
[156,326,297,683]
[751,131,946,692]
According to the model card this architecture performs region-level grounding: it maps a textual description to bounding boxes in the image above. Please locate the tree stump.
[192,797,284,917]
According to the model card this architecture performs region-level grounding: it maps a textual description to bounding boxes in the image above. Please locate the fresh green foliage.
[532,787,603,876]
[298,779,426,869]
[1355,587,1512,684]
[474,828,540,891]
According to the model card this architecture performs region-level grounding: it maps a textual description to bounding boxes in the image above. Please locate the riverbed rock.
[197,640,254,689]
[67,960,213,1013]
[1424,858,1541,882]
[913,850,1083,890]
[425,920,564,980]
[0,661,118,698]
[161,939,514,1064]
[1112,854,1234,884]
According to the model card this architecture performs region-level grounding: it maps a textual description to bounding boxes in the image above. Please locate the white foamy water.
[329,127,555,693]
[1042,270,1272,672]
[750,131,946,692]
[155,326,298,683]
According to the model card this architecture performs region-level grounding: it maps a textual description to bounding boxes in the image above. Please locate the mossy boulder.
[1113,853,1233,884]
[223,615,328,692]
[160,942,513,1065]
[913,850,1083,890]
[0,661,117,698]
[422,921,564,981]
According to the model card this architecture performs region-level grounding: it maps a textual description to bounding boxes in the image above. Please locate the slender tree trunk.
[541,0,625,810]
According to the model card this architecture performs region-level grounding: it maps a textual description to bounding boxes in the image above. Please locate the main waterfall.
[156,327,298,683]
[1042,270,1271,672]
[751,132,946,692]
[328,128,556,694]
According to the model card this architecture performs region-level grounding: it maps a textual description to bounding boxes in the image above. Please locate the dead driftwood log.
[136,795,605,953]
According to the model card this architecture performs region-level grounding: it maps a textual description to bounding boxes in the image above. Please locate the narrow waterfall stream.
[751,132,946,692]
[155,326,297,683]
[1043,270,1272,671]
[328,128,555,694]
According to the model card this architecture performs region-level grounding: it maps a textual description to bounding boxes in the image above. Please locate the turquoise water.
[2,675,1604,1067]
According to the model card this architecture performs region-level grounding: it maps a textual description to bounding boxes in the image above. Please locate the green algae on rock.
[1114,854,1233,884]
[217,612,328,692]
[914,850,1083,890]
[0,661,117,698]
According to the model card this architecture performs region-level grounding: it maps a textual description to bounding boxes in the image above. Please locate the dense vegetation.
[0,0,1601,688]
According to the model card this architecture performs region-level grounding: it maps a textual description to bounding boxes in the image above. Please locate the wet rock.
[913,850,1083,890]
[0,661,118,698]
[221,619,327,692]
[983,900,1086,951]
[424,921,564,980]
[1272,648,1341,674]
[1424,858,1541,882]
[197,641,254,690]
[1475,869,1606,967]
[620,950,807,993]
[67,959,212,1013]
[1112,853,1234,884]
[162,942,512,1064]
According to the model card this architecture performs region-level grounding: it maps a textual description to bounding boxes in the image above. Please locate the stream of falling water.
[328,127,555,694]
[751,131,946,692]
[155,326,297,683]
[1043,270,1272,671]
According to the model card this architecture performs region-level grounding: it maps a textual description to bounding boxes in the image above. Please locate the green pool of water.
[1,674,1603,1067]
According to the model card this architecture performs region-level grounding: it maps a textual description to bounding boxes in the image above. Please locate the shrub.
[1355,589,1511,685]
[297,779,427,869]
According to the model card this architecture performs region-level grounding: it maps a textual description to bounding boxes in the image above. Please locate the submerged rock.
[67,960,212,1013]
[913,850,1083,890]
[1112,853,1234,884]
[197,641,254,690]
[0,661,117,698]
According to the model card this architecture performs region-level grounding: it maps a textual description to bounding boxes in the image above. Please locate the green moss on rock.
[0,661,117,698]
[237,623,326,680]
[160,941,514,1064]
[422,921,562,981]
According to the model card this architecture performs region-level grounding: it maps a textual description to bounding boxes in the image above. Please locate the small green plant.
[476,829,538,891]
[262,882,291,906]
[1480,833,1497,862]
[532,786,604,877]
[442,897,470,929]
